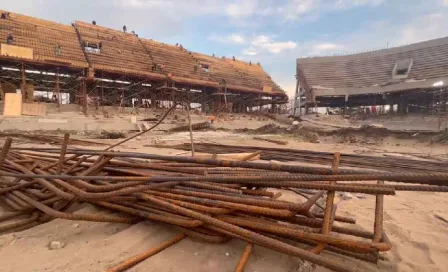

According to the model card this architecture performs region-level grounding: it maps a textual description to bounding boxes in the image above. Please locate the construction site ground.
[1,111,447,272]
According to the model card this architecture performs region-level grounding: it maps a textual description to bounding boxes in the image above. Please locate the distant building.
[294,37,448,116]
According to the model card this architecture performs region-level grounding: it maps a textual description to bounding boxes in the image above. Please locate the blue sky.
[2,0,448,97]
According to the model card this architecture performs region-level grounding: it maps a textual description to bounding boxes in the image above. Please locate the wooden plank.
[3,93,22,116]
[1,44,33,59]
[263,85,272,93]
[22,103,47,116]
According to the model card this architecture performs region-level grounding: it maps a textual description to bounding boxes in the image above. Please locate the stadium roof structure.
[294,37,448,112]
[0,9,286,114]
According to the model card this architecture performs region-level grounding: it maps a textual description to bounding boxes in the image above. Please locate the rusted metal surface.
[311,152,340,254]
[234,243,253,272]
[105,233,186,272]
[143,195,357,272]
[373,181,384,243]
[0,212,40,232]
[57,133,70,174]
[182,181,242,194]
[177,226,231,244]
[143,190,296,217]
[13,191,139,224]
[0,137,13,167]
[1,139,446,270]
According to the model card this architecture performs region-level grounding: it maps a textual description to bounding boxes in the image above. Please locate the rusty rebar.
[57,133,70,174]
[0,171,402,193]
[105,233,186,272]
[182,181,242,194]
[142,195,358,272]
[311,152,340,254]
[95,201,202,228]
[0,137,13,168]
[156,188,321,211]
[13,191,139,224]
[216,215,389,252]
[373,181,384,243]
[177,226,231,244]
[140,191,295,217]
[0,212,40,232]
[234,243,253,272]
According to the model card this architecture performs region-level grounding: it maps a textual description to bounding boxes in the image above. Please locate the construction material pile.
[173,143,448,173]
[1,138,448,272]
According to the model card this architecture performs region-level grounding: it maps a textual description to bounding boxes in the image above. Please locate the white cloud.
[333,0,384,9]
[443,0,448,5]
[226,0,257,17]
[212,34,297,54]
[260,41,297,53]
[314,43,342,51]
[243,47,259,56]
[279,0,386,20]
[250,35,297,54]
[278,0,317,20]
[209,33,246,44]
[252,35,271,46]
[231,34,246,44]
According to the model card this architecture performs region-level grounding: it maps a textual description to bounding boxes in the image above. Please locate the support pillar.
[20,63,26,103]
[201,88,206,113]
[55,68,61,111]
[81,79,87,115]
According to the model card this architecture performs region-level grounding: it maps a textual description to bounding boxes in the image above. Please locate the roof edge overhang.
[297,36,448,64]
[226,84,286,97]
[0,55,87,71]
[170,76,219,88]
[313,77,448,97]
[92,65,168,81]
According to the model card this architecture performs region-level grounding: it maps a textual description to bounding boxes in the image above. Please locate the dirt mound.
[235,123,288,134]
[433,131,448,143]
[235,123,320,143]
[96,131,126,139]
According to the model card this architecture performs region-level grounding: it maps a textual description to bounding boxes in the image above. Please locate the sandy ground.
[1,115,448,272]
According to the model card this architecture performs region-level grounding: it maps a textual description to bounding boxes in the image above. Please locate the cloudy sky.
[2,0,448,97]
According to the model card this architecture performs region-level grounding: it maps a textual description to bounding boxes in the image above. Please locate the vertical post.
[224,84,228,112]
[187,88,191,111]
[201,88,206,113]
[20,63,26,103]
[310,152,339,255]
[57,133,70,174]
[0,137,13,168]
[373,180,384,243]
[294,78,300,116]
[120,87,124,113]
[56,67,61,111]
[82,78,87,115]
[101,80,104,111]
[151,91,156,110]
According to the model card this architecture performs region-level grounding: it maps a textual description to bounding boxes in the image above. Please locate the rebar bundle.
[172,143,448,173]
[1,137,448,272]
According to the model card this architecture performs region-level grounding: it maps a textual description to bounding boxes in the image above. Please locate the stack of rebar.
[172,143,448,173]
[1,137,448,272]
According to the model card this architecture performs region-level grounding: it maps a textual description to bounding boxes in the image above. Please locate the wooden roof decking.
[0,11,88,68]
[191,52,261,92]
[297,37,448,93]
[224,59,283,93]
[74,21,166,79]
[0,10,285,97]
[139,39,216,87]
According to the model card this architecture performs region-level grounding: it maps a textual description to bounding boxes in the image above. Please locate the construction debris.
[0,132,107,146]
[1,136,448,272]
[172,143,448,173]
[253,136,288,145]
[168,121,211,133]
